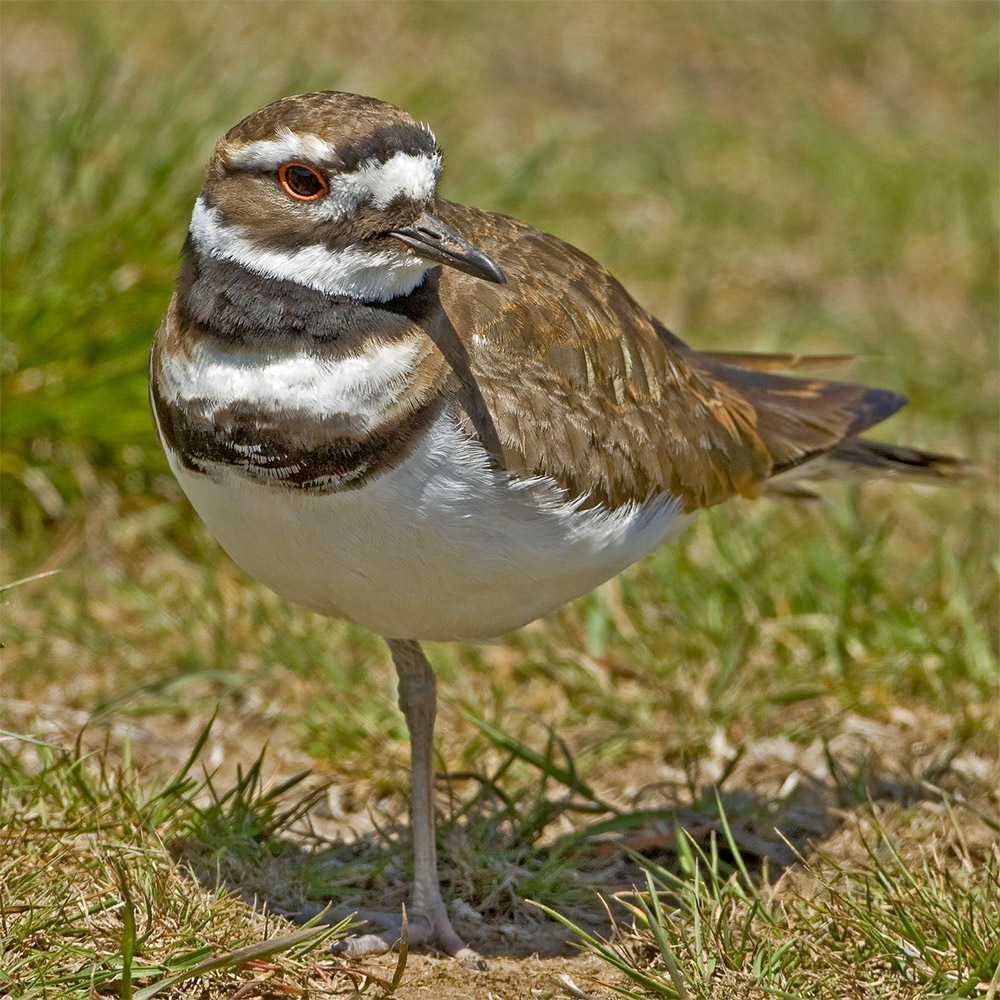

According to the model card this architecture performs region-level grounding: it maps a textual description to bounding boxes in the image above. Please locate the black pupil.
[286,165,323,196]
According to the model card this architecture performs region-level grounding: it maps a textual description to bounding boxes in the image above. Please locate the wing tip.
[849,387,908,437]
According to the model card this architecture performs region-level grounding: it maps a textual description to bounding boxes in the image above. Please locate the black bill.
[389,210,506,285]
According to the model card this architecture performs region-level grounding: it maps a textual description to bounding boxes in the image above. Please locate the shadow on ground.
[169,710,981,960]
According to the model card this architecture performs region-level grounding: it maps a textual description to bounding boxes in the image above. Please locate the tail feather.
[696,351,908,472]
[764,437,971,498]
[823,438,970,479]
[704,351,856,374]
[688,347,968,499]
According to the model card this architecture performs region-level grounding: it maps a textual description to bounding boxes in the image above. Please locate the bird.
[150,91,963,964]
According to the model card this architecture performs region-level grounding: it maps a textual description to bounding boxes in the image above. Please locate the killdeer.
[151,91,963,963]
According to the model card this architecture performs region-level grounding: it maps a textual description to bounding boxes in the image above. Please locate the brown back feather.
[432,201,915,512]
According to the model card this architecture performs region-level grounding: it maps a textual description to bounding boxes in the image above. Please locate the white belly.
[163,413,688,641]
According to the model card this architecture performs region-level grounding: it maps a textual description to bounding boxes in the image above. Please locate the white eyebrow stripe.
[223,127,340,169]
[188,196,431,302]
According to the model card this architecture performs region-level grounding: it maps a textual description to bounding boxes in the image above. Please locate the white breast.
[160,411,689,641]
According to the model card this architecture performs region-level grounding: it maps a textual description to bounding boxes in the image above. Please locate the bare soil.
[8,695,997,998]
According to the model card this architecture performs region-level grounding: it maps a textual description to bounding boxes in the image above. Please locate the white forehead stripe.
[189,197,431,302]
[224,126,441,220]
[347,149,441,207]
[318,149,441,221]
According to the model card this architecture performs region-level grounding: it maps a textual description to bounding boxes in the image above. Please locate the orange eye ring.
[278,161,329,201]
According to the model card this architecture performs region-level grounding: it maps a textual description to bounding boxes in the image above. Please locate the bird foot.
[326,904,486,968]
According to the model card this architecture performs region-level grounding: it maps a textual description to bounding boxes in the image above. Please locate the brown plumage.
[422,200,948,512]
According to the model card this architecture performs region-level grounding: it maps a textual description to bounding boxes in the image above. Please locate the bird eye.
[278,162,328,201]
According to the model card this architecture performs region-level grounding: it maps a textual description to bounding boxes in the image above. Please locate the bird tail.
[763,437,972,499]
[691,348,971,499]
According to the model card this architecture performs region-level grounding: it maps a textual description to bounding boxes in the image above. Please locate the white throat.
[189,196,430,302]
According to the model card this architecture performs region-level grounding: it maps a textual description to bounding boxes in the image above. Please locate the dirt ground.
[9,695,997,999]
[349,950,615,1000]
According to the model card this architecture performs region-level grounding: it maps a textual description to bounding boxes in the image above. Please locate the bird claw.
[329,906,486,968]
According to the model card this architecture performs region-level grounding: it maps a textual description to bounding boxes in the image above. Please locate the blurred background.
[2,0,997,849]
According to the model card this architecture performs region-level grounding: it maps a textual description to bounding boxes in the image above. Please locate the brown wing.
[431,201,907,513]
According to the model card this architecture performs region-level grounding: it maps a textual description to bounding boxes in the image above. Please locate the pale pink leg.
[338,639,484,967]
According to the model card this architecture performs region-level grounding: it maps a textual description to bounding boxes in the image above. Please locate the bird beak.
[389,210,506,285]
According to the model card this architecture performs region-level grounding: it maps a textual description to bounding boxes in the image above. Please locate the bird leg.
[336,639,483,967]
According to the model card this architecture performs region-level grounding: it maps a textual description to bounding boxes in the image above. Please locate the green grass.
[2,2,998,997]
[542,794,1000,999]
[0,731,378,998]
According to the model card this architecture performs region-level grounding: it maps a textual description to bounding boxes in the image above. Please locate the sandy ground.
[349,950,616,1000]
